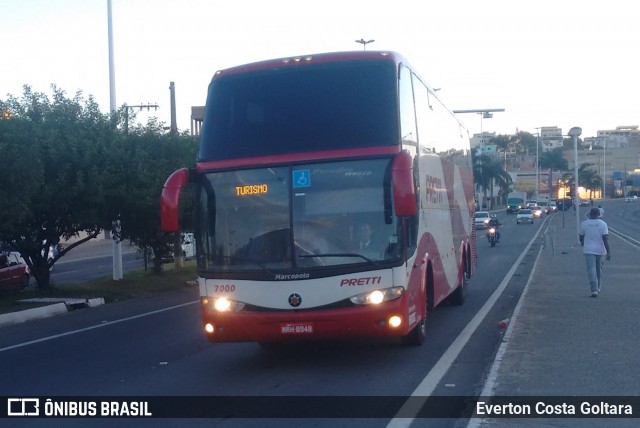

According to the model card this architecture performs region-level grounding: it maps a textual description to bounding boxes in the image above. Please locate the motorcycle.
[487,227,498,247]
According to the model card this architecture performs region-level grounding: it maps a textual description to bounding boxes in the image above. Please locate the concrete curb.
[0,303,68,327]
[0,298,106,327]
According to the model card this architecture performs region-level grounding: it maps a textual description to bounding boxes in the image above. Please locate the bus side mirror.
[392,151,417,217]
[161,168,190,232]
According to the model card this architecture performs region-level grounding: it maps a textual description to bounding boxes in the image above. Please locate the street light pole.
[107,0,123,280]
[569,127,582,243]
[452,109,506,145]
[452,108,505,209]
[535,131,540,199]
[602,140,606,199]
[355,39,375,51]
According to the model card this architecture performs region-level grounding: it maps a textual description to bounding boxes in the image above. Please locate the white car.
[181,232,196,259]
[625,195,638,202]
[516,208,534,224]
[474,211,491,229]
[537,201,549,214]
[530,205,543,217]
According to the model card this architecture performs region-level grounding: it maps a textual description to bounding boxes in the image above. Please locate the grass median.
[0,261,198,316]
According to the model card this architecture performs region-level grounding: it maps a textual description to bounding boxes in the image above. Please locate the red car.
[0,252,30,290]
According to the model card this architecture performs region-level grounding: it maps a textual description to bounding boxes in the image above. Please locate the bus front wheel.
[402,318,426,346]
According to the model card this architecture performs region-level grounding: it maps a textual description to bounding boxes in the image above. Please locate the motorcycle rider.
[486,215,501,243]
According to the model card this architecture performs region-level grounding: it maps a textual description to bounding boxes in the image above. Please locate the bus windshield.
[196,158,401,275]
[198,60,398,161]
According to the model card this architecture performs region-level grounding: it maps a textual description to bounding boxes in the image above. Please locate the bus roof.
[211,51,407,80]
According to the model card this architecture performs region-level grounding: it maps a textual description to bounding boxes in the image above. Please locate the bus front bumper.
[200,298,416,344]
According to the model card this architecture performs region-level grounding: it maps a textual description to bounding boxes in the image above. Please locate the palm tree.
[539,148,568,196]
[562,163,602,201]
[472,151,492,207]
[490,134,521,170]
[577,163,603,199]
[472,151,512,209]
[486,156,513,208]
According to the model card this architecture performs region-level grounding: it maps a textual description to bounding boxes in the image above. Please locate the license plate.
[280,322,314,334]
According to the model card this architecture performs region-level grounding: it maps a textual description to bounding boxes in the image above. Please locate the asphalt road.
[50,252,144,285]
[0,211,564,428]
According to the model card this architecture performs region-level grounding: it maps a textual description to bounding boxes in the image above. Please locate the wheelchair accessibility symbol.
[292,170,311,188]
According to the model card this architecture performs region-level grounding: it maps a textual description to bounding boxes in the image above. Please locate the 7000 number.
[214,284,236,293]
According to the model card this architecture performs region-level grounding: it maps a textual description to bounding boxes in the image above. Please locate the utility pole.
[124,103,159,135]
[452,108,506,209]
[168,81,183,269]
[569,127,582,244]
[169,82,177,135]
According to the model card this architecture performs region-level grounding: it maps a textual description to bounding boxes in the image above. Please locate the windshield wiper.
[209,255,274,273]
[298,253,381,266]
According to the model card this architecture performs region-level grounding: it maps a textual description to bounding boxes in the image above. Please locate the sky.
[1,0,638,139]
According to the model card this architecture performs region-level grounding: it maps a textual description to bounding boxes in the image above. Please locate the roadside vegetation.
[0,261,197,316]
[0,86,198,289]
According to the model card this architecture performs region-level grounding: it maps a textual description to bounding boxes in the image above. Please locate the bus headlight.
[202,297,245,312]
[349,287,404,305]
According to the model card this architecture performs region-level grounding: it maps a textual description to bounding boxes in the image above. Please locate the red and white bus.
[161,51,476,345]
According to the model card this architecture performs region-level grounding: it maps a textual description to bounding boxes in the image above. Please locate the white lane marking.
[466,245,543,428]
[0,301,199,353]
[609,226,640,247]
[386,219,546,428]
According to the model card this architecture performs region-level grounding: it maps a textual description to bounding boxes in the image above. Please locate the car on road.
[474,211,491,229]
[537,201,550,214]
[181,232,195,259]
[548,201,558,212]
[0,252,30,290]
[530,205,543,217]
[516,208,534,224]
[625,195,638,202]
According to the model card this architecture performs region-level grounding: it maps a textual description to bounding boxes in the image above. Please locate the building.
[540,126,563,152]
[565,145,640,198]
[470,132,495,150]
[191,106,205,137]
[596,125,640,148]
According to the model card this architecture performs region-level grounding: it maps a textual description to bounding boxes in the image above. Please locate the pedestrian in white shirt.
[579,207,611,297]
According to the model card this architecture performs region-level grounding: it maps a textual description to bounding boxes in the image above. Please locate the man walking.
[579,207,611,297]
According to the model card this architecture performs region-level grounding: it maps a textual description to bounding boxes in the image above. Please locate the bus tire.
[402,318,426,346]
[449,271,468,306]
[403,267,430,346]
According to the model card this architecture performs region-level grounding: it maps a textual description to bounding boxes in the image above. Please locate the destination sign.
[235,184,268,196]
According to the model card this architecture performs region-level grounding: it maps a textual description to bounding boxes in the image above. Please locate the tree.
[515,131,538,156]
[562,163,601,200]
[0,86,114,289]
[577,163,601,199]
[538,148,568,195]
[1,86,200,286]
[472,151,491,206]
[486,155,513,208]
[105,118,198,273]
[489,134,520,170]
[562,136,583,150]
[472,151,512,209]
